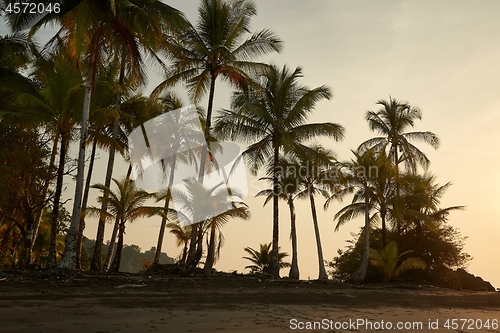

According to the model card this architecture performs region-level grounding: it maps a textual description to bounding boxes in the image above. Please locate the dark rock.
[430,267,495,291]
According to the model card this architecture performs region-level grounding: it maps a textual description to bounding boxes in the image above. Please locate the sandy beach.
[1,274,499,333]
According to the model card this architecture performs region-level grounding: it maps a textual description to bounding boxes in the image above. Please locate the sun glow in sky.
[2,0,499,287]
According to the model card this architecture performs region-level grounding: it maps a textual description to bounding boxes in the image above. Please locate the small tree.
[243,243,290,274]
[369,241,426,281]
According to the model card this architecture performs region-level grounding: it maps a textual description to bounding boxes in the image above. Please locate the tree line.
[0,0,469,283]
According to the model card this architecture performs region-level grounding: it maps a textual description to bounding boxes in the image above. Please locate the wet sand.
[1,274,499,333]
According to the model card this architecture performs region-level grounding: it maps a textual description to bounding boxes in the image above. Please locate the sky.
[2,0,500,287]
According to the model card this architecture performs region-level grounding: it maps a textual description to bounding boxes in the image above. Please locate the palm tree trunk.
[352,183,370,281]
[193,223,204,267]
[288,197,299,279]
[90,118,119,272]
[180,241,188,264]
[75,140,97,270]
[28,133,59,264]
[393,144,402,236]
[103,216,120,272]
[48,134,67,267]
[187,74,217,269]
[381,210,387,247]
[415,222,422,256]
[90,59,124,272]
[309,193,328,280]
[203,225,216,274]
[186,225,198,266]
[109,219,125,273]
[269,145,280,277]
[154,156,177,264]
[59,55,96,270]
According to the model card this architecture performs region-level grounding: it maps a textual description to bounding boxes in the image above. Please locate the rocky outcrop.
[431,267,495,291]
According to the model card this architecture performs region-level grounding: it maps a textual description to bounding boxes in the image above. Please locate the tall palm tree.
[100,94,173,272]
[295,145,335,280]
[327,149,397,248]
[154,0,283,266]
[256,156,301,279]
[148,97,204,265]
[359,97,439,235]
[214,64,344,277]
[154,0,283,133]
[359,97,440,173]
[325,149,390,281]
[86,177,156,272]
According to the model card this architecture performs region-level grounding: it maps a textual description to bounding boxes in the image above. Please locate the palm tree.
[5,0,186,270]
[293,145,336,280]
[214,64,344,277]
[166,222,192,264]
[202,190,250,274]
[100,94,174,272]
[154,0,283,133]
[327,149,397,248]
[0,31,38,75]
[86,177,156,272]
[399,173,464,256]
[325,149,390,281]
[154,0,283,266]
[243,243,290,274]
[369,241,426,281]
[358,97,439,235]
[359,97,440,173]
[256,156,301,279]
[166,178,249,272]
[147,97,204,265]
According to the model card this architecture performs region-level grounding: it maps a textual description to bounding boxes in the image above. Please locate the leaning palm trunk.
[59,53,97,269]
[309,193,328,280]
[27,134,59,264]
[109,219,125,272]
[352,184,370,281]
[288,197,299,279]
[203,225,217,274]
[90,61,124,272]
[103,216,120,272]
[75,140,97,270]
[90,118,119,272]
[154,155,177,264]
[48,134,68,267]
